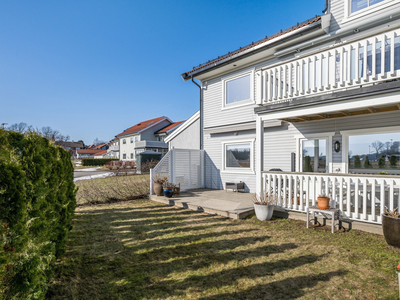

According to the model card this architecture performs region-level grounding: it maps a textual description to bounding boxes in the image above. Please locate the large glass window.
[348,132,400,173]
[225,74,251,105]
[351,0,384,13]
[302,139,327,173]
[225,143,251,169]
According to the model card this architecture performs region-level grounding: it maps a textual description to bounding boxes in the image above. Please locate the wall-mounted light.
[334,141,341,153]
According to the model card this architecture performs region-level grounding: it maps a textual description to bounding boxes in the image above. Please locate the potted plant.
[163,181,175,198]
[173,183,181,196]
[252,193,276,221]
[317,194,330,210]
[152,175,168,196]
[382,208,400,248]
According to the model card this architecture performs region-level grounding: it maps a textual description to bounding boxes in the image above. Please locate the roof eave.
[181,20,322,81]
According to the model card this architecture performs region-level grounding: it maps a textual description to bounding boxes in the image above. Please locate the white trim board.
[164,111,200,143]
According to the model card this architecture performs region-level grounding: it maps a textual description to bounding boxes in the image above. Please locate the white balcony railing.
[258,28,400,104]
[262,171,400,224]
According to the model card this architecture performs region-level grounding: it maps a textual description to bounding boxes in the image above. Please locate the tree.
[7,122,32,133]
[303,156,313,172]
[40,126,69,142]
[391,141,400,154]
[385,141,391,154]
[354,155,361,168]
[371,140,384,157]
[390,155,397,168]
[378,155,386,168]
[93,137,106,146]
[364,156,372,168]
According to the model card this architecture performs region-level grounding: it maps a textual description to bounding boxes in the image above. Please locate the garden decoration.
[163,181,175,198]
[382,208,400,248]
[153,174,168,196]
[252,193,276,221]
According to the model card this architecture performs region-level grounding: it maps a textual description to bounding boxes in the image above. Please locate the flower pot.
[292,197,300,205]
[382,214,400,248]
[163,189,174,198]
[254,204,274,221]
[173,186,180,196]
[317,197,330,210]
[153,182,163,196]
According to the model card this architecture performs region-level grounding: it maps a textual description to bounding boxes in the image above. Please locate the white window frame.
[343,0,394,22]
[296,133,334,173]
[122,153,126,159]
[135,136,140,142]
[123,139,126,144]
[221,71,254,110]
[222,139,255,174]
[341,126,400,173]
[130,137,133,143]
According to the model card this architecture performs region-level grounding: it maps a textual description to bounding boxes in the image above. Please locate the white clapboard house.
[152,0,400,226]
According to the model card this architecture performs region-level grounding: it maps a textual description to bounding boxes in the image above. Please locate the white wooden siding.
[329,0,344,33]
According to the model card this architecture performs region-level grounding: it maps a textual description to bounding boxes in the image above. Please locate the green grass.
[47,200,400,299]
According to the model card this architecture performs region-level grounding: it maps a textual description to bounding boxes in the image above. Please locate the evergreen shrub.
[81,158,118,166]
[378,155,386,168]
[354,155,361,168]
[0,129,76,299]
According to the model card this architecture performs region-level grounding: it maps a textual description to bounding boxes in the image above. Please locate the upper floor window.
[135,136,140,142]
[350,0,384,13]
[123,139,126,144]
[130,137,133,143]
[222,72,253,109]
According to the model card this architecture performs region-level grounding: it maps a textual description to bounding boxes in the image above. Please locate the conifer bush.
[0,129,76,299]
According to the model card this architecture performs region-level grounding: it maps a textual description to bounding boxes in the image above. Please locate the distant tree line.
[6,122,70,142]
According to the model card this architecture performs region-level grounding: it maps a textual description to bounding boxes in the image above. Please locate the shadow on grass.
[46,200,345,299]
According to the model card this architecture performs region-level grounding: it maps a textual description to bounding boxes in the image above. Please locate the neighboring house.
[154,121,184,142]
[76,149,101,159]
[165,111,200,150]
[93,143,108,150]
[104,138,120,159]
[93,150,108,159]
[116,116,183,161]
[55,141,84,158]
[156,0,400,226]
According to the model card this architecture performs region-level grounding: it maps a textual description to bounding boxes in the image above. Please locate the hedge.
[81,158,118,166]
[0,129,76,299]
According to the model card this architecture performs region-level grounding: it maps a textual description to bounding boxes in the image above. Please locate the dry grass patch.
[47,200,400,299]
[75,174,149,205]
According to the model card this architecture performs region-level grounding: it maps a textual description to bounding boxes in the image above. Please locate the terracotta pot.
[153,182,163,196]
[382,214,400,248]
[317,197,330,210]
[292,197,300,205]
[254,204,274,221]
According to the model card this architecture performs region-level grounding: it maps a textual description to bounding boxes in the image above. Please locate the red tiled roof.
[77,149,101,154]
[116,117,167,137]
[155,121,185,134]
[94,143,106,149]
[87,144,95,149]
[94,150,107,156]
[185,16,321,76]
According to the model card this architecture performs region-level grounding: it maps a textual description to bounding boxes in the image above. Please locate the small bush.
[364,156,372,168]
[390,155,397,168]
[0,129,76,299]
[141,160,159,173]
[81,158,118,166]
[378,155,386,168]
[354,155,361,168]
[303,156,313,172]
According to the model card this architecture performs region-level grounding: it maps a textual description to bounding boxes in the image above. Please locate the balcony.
[134,140,168,149]
[109,145,119,151]
[256,28,400,105]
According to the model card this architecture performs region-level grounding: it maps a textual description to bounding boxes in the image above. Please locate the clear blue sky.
[0,0,323,144]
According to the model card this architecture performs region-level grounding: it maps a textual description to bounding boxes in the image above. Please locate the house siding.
[169,118,200,150]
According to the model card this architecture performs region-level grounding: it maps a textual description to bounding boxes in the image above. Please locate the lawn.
[46,199,400,299]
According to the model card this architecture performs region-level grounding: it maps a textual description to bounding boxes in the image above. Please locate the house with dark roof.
[152,0,400,227]
[55,141,84,158]
[115,116,184,161]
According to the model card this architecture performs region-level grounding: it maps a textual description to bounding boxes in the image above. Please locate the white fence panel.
[150,148,204,194]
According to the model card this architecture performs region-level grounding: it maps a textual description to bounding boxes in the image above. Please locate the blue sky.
[0,0,323,144]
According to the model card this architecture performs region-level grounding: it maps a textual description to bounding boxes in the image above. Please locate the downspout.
[322,0,328,13]
[191,77,203,150]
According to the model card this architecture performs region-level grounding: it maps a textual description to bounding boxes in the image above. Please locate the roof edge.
[164,111,200,143]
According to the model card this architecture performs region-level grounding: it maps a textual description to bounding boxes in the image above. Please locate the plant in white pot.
[252,193,276,221]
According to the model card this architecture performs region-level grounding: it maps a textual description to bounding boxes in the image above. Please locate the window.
[130,137,133,143]
[157,136,165,141]
[223,72,253,108]
[350,0,384,13]
[123,139,126,144]
[222,140,254,173]
[301,139,327,173]
[123,153,126,159]
[130,153,134,159]
[348,131,400,174]
[135,136,139,142]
